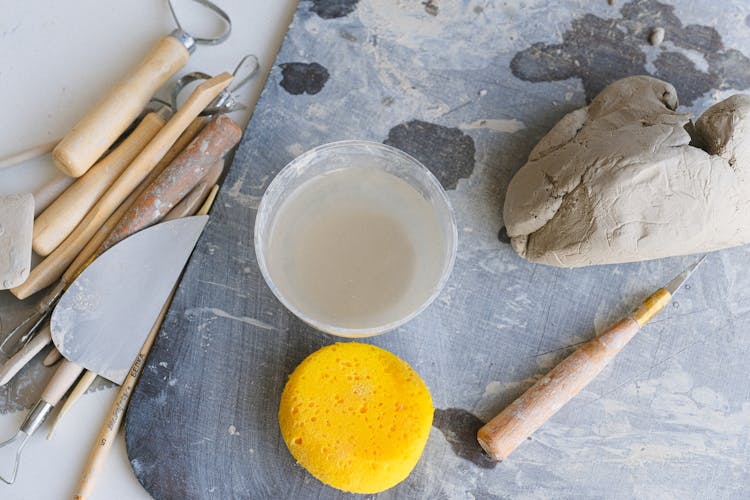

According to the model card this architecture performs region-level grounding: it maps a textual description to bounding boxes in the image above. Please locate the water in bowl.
[265,166,446,331]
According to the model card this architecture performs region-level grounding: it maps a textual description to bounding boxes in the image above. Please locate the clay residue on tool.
[384,120,475,190]
[510,0,750,105]
[279,62,330,95]
[433,408,497,469]
[0,193,34,289]
[309,0,360,19]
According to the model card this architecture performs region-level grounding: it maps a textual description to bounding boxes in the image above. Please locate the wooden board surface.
[123,1,750,498]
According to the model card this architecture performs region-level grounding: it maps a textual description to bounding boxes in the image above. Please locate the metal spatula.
[0,215,208,484]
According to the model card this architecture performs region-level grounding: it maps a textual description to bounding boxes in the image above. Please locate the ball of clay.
[503,75,750,267]
[278,342,433,494]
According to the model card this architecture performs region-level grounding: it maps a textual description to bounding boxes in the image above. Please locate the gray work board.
[53,0,750,498]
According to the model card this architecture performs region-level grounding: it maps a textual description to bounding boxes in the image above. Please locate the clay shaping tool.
[0,216,209,484]
[0,74,229,364]
[0,114,207,360]
[52,0,231,178]
[73,186,219,500]
[0,141,59,171]
[0,113,239,378]
[44,115,239,434]
[0,56,257,356]
[45,176,223,439]
[10,72,232,301]
[477,257,706,461]
[33,108,170,257]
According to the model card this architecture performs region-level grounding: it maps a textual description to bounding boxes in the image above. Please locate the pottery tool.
[0,111,238,375]
[46,117,238,433]
[0,194,35,290]
[0,325,52,387]
[10,72,232,301]
[42,346,62,367]
[0,216,209,484]
[73,186,218,500]
[477,257,707,461]
[33,109,169,256]
[45,184,222,439]
[52,0,231,178]
[32,174,76,217]
[0,115,206,360]
[0,141,59,171]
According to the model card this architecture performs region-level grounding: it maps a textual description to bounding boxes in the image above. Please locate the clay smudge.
[432,408,497,469]
[510,0,750,105]
[309,0,360,20]
[423,0,438,17]
[279,63,330,96]
[384,120,475,190]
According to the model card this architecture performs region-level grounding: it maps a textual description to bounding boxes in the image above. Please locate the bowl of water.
[254,140,457,337]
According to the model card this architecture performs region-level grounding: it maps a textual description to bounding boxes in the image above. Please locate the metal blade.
[50,216,208,384]
[664,255,707,296]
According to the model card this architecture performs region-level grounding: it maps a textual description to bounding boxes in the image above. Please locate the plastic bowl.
[254,140,457,337]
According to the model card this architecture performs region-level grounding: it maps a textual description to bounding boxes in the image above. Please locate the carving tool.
[0,115,206,360]
[52,0,231,177]
[45,119,238,434]
[0,141,58,171]
[0,76,227,359]
[0,113,238,378]
[477,257,706,461]
[10,72,232,300]
[0,216,209,484]
[73,186,218,500]
[44,182,222,439]
[32,174,75,217]
[1,55,258,356]
[33,110,168,257]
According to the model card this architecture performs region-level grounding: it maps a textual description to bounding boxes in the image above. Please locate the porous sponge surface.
[278,342,433,494]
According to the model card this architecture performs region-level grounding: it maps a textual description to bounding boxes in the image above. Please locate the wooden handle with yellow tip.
[33,112,166,256]
[477,288,672,461]
[53,35,190,177]
[11,73,232,300]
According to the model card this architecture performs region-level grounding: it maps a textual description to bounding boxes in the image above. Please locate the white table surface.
[0,0,296,497]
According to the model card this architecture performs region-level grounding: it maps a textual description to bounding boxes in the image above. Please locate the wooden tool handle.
[11,73,232,299]
[32,173,75,216]
[74,295,171,500]
[53,36,189,177]
[477,317,641,461]
[101,115,240,250]
[33,112,165,256]
[61,116,209,287]
[0,140,58,170]
[0,325,52,386]
[163,159,224,221]
[40,360,84,407]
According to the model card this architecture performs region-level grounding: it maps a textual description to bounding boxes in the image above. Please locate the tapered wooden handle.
[477,317,641,461]
[32,173,75,216]
[163,159,224,221]
[60,116,209,287]
[53,36,189,177]
[11,73,232,299]
[0,325,52,386]
[101,115,240,250]
[33,112,165,256]
[40,360,84,407]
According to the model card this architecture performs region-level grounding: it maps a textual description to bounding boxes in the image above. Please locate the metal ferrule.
[19,400,54,437]
[170,28,196,54]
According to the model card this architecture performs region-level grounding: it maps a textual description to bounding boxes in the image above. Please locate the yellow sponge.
[278,342,433,494]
